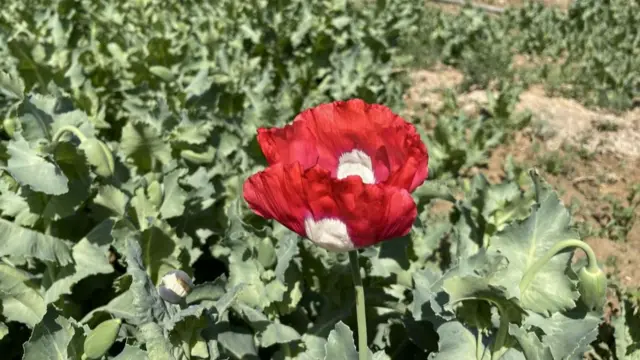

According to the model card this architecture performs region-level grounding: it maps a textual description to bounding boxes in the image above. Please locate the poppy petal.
[243,163,417,251]
[243,163,308,237]
[256,99,428,192]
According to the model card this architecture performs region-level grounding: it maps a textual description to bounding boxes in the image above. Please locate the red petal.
[243,163,417,249]
[306,171,418,248]
[256,99,428,192]
[243,163,308,237]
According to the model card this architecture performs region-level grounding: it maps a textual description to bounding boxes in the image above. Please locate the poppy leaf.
[488,170,580,315]
[6,134,69,195]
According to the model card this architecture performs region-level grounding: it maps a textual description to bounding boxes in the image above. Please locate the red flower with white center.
[243,99,428,251]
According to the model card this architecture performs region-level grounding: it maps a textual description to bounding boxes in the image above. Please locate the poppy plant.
[243,99,429,252]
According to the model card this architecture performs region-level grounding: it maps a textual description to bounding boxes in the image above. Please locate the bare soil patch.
[405,66,640,289]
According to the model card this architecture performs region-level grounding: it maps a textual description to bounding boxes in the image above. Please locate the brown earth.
[404,64,640,291]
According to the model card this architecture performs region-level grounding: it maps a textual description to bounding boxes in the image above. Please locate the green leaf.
[183,167,216,210]
[139,322,176,360]
[163,303,207,332]
[324,321,358,360]
[126,235,169,324]
[442,250,523,314]
[140,225,176,284]
[261,323,301,347]
[217,329,258,359]
[186,276,227,305]
[612,298,640,359]
[159,168,188,219]
[522,311,601,359]
[297,334,327,360]
[0,217,72,265]
[488,170,579,315]
[0,70,25,100]
[120,121,172,171]
[22,306,85,360]
[410,268,451,322]
[170,117,214,145]
[429,321,488,360]
[93,185,130,218]
[131,187,159,231]
[17,94,55,141]
[274,233,299,282]
[50,110,95,140]
[0,322,8,340]
[0,181,39,227]
[213,284,245,321]
[44,221,114,303]
[508,325,553,360]
[184,67,213,100]
[227,255,275,309]
[112,345,149,360]
[6,134,69,195]
[80,290,137,324]
[41,141,91,220]
[0,263,46,327]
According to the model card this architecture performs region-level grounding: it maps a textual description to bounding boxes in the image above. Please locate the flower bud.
[83,318,121,359]
[2,117,17,137]
[577,265,607,310]
[79,138,115,178]
[158,269,193,304]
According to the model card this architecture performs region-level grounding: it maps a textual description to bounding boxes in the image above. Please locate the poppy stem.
[348,250,368,359]
[519,239,598,295]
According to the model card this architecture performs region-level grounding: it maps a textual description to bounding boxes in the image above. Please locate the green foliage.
[0,0,619,359]
[409,0,640,111]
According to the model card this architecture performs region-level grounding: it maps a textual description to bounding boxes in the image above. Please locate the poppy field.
[0,0,639,359]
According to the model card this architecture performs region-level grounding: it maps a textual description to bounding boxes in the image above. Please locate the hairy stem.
[349,250,368,360]
[520,239,599,294]
[52,125,88,143]
[491,303,509,360]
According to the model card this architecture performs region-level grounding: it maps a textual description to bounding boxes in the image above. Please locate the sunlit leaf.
[6,134,69,195]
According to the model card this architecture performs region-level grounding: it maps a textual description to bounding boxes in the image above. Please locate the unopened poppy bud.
[158,270,193,304]
[83,318,121,359]
[577,265,606,310]
[79,138,115,178]
[2,117,17,137]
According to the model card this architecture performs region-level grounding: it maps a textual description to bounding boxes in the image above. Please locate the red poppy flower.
[256,99,428,192]
[243,99,428,251]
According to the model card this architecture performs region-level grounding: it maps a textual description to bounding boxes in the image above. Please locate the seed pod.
[158,269,194,304]
[83,318,121,359]
[180,147,215,164]
[149,65,175,82]
[577,265,607,310]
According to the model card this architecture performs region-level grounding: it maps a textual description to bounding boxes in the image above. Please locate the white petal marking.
[336,149,375,184]
[304,217,354,252]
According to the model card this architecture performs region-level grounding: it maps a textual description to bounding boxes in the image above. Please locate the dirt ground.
[404,64,640,291]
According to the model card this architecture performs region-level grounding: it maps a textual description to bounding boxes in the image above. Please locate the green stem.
[520,239,599,294]
[491,303,509,360]
[476,329,483,360]
[282,343,292,358]
[349,250,368,360]
[52,125,88,143]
